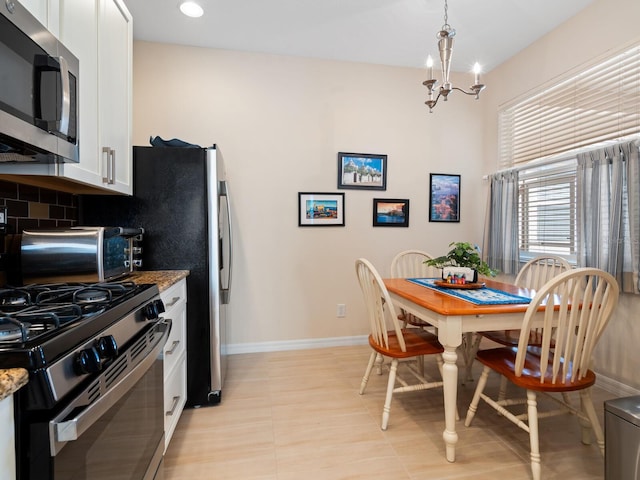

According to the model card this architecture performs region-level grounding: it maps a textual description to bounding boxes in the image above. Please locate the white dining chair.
[464,267,619,480]
[466,255,573,390]
[390,249,439,330]
[355,258,446,430]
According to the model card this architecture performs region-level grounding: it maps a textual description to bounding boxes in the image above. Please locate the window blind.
[499,44,640,169]
[518,159,577,260]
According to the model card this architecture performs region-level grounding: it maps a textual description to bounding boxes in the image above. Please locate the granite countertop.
[0,368,28,401]
[0,270,189,400]
[128,270,189,292]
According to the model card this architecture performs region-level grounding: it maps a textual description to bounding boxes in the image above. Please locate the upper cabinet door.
[58,0,132,194]
[20,0,60,36]
[57,0,102,188]
[98,0,133,194]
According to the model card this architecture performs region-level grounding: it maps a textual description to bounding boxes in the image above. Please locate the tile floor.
[164,345,614,479]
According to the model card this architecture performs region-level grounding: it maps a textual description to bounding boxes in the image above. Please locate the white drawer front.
[163,306,186,378]
[161,279,187,379]
[164,352,187,452]
[160,279,186,313]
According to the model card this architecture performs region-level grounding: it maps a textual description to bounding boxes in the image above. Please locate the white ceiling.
[123,0,594,73]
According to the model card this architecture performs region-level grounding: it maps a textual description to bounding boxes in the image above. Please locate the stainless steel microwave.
[0,0,79,163]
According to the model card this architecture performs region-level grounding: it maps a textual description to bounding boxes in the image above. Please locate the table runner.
[408,278,532,305]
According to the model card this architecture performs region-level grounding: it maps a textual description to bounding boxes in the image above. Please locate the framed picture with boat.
[372,198,409,227]
[429,173,460,222]
[337,152,387,190]
[298,192,345,226]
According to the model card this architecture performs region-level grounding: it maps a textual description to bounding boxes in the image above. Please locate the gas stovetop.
[0,281,160,370]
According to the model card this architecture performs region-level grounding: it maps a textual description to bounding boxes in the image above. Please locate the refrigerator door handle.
[220,180,233,305]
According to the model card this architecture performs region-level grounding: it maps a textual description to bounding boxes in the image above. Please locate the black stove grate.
[0,281,159,370]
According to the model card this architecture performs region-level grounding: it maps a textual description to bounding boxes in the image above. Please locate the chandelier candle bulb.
[473,63,481,85]
[427,56,434,81]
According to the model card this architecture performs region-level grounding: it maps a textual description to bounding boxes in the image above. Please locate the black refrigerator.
[79,145,232,407]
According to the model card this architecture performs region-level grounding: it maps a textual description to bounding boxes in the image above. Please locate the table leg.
[441,344,458,462]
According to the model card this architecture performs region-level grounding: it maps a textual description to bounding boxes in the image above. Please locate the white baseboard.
[226,335,368,355]
[594,372,640,397]
[226,336,639,398]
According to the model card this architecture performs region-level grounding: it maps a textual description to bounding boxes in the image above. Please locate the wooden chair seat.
[476,347,596,392]
[481,329,552,348]
[368,328,443,359]
[397,312,433,329]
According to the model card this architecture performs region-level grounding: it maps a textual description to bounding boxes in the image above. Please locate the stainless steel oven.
[1,282,168,480]
[48,320,167,480]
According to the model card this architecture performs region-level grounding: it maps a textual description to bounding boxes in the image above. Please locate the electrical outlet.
[336,304,346,317]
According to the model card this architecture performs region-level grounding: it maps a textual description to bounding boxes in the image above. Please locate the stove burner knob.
[74,347,102,375]
[96,335,118,360]
[143,299,166,320]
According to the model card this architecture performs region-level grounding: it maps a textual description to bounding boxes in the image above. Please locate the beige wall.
[482,0,640,391]
[132,0,640,392]
[132,43,485,350]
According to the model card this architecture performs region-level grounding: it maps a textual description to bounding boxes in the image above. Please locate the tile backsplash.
[0,180,77,234]
[0,180,78,285]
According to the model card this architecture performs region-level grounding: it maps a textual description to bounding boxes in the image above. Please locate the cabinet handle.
[165,396,181,416]
[102,147,110,183]
[165,296,181,308]
[166,340,180,355]
[110,148,116,184]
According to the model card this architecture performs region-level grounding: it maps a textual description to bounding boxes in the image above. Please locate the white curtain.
[486,170,519,275]
[576,140,640,293]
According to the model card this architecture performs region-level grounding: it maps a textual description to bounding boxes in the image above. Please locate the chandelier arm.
[424,90,443,112]
[451,87,478,96]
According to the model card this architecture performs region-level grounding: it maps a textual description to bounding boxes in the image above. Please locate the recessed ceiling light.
[179,1,204,18]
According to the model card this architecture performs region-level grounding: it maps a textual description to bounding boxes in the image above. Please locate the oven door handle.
[49,318,171,456]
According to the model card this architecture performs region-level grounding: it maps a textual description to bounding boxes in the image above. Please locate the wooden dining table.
[383,277,535,463]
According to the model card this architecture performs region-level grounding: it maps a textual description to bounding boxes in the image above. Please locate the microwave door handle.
[33,54,69,135]
[57,56,71,136]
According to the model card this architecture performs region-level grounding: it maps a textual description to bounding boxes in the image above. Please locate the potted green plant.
[424,241,497,279]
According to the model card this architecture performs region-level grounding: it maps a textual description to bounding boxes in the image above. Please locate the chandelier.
[423,0,485,112]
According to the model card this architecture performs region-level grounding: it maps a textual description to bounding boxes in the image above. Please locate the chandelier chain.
[443,0,449,28]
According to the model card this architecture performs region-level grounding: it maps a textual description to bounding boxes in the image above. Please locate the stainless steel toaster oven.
[20,226,143,283]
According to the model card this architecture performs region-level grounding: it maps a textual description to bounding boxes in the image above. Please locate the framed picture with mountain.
[429,173,460,222]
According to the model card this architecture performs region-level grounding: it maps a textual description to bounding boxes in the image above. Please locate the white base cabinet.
[160,279,188,452]
[0,395,15,480]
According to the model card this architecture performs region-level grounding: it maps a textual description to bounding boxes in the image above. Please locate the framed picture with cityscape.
[337,152,387,190]
[372,198,409,227]
[429,173,460,222]
[298,192,345,227]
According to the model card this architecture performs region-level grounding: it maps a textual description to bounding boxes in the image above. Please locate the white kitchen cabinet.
[58,0,133,194]
[160,279,188,452]
[0,395,16,480]
[0,0,133,194]
[20,0,60,37]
